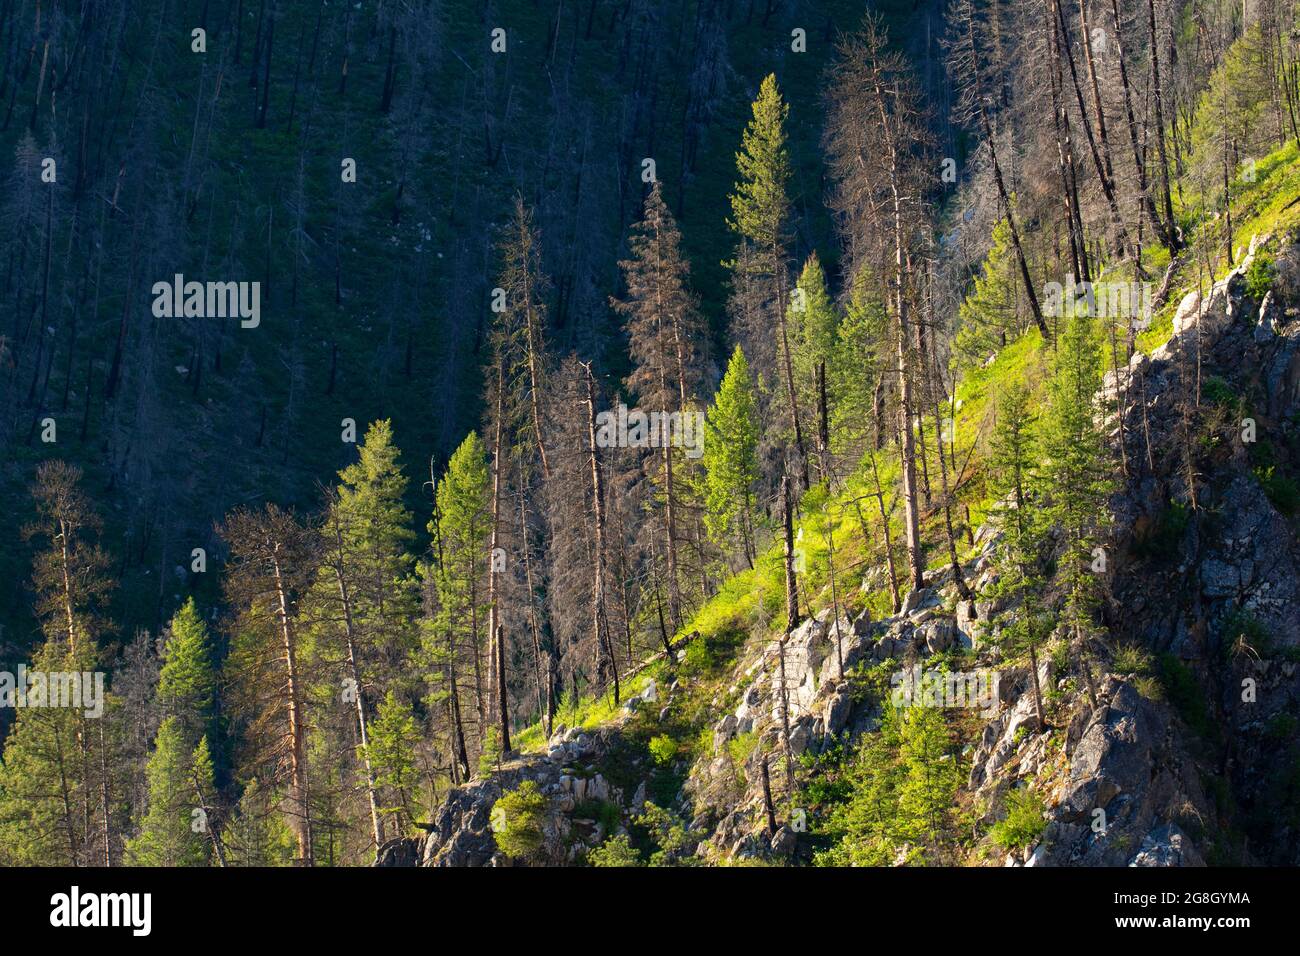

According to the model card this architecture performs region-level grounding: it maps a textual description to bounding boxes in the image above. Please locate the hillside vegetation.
[3,0,1300,868]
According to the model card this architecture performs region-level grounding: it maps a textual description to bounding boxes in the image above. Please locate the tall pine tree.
[728,74,807,488]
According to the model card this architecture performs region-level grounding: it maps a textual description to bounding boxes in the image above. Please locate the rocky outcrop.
[410,724,639,867]
[684,556,992,862]
[1099,231,1300,864]
[1027,680,1208,866]
[393,234,1300,866]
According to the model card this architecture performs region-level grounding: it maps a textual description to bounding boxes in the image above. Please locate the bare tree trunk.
[59,518,78,656]
[815,361,831,483]
[761,755,777,837]
[873,81,926,591]
[1108,0,1176,248]
[518,490,552,736]
[271,549,312,865]
[776,636,796,803]
[928,349,974,604]
[965,8,1048,334]
[486,362,510,750]
[494,622,511,752]
[826,504,844,679]
[777,475,799,800]
[662,436,682,635]
[1078,0,1116,185]
[1046,0,1090,282]
[1029,641,1046,732]
[1054,0,1137,262]
[446,654,470,782]
[328,515,383,851]
[781,475,798,631]
[583,363,619,703]
[896,290,924,592]
[868,451,901,612]
[191,766,228,867]
[522,256,551,481]
[98,722,111,866]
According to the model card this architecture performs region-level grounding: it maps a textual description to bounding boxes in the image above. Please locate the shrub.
[492,780,547,860]
[1246,252,1277,300]
[636,803,698,865]
[587,833,643,867]
[1253,465,1300,515]
[1049,640,1071,682]
[573,798,622,833]
[648,734,679,766]
[727,731,760,770]
[1201,376,1238,409]
[989,788,1047,851]
[682,635,716,673]
[1133,675,1165,701]
[693,725,715,759]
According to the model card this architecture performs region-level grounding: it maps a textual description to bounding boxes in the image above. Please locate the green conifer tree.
[156,598,216,748]
[986,383,1051,732]
[125,717,211,866]
[789,253,839,478]
[1040,314,1114,701]
[954,217,1022,372]
[703,347,762,566]
[728,74,807,487]
[365,691,423,834]
[426,432,492,775]
[307,418,418,853]
[896,705,958,845]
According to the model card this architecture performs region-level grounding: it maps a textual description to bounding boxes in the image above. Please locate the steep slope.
[384,214,1300,866]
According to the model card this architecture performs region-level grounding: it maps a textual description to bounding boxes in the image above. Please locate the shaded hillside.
[0,0,943,650]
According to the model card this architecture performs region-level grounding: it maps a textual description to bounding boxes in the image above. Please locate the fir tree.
[953,217,1023,372]
[703,347,762,566]
[1040,314,1114,703]
[365,691,423,834]
[125,717,211,866]
[308,418,418,850]
[329,419,419,671]
[426,432,492,774]
[789,253,839,479]
[224,777,296,867]
[729,74,793,252]
[813,706,906,867]
[156,598,216,749]
[896,705,958,846]
[830,269,891,452]
[986,383,1051,732]
[728,74,807,488]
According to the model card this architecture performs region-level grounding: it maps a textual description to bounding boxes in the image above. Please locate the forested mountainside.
[0,0,943,647]
[2,0,1300,870]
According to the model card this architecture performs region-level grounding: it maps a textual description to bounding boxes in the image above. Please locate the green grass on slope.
[1138,139,1300,354]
